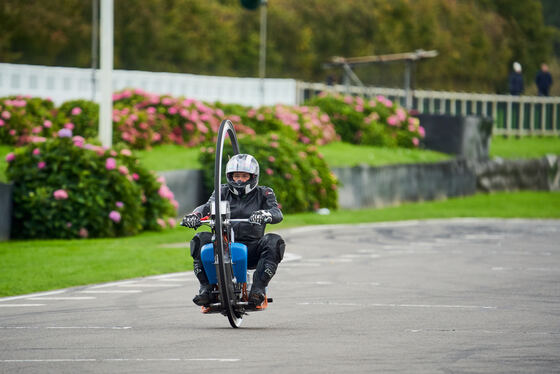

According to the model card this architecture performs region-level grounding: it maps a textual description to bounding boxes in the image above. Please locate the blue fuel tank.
[201,242,248,284]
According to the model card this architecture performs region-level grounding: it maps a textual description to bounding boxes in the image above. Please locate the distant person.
[509,62,524,96]
[535,63,553,96]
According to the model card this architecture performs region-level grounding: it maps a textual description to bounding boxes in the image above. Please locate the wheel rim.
[213,119,243,328]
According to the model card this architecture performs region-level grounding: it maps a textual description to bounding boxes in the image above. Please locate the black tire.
[213,119,243,328]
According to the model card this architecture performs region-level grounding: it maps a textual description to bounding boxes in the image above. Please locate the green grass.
[135,144,202,171]
[134,141,450,171]
[282,191,560,226]
[318,142,450,167]
[132,137,560,171]
[490,136,560,159]
[1,191,559,297]
[0,226,202,297]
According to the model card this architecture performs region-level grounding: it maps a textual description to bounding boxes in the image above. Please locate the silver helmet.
[225,154,259,196]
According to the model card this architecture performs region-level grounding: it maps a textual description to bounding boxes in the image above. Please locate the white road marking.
[150,273,193,280]
[282,252,302,262]
[281,262,321,267]
[277,281,335,285]
[0,304,45,307]
[79,290,142,294]
[298,302,496,309]
[88,280,137,289]
[156,278,193,282]
[405,328,560,335]
[0,326,131,330]
[26,297,96,300]
[0,358,240,363]
[0,290,65,302]
[117,284,180,288]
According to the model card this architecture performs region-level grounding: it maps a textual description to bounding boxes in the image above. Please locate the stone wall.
[0,183,12,241]
[473,155,560,192]
[159,169,206,215]
[333,159,477,209]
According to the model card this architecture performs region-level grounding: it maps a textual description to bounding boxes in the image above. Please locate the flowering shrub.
[112,106,171,149]
[0,96,56,145]
[216,103,338,146]
[198,133,338,214]
[2,90,423,152]
[113,89,255,148]
[5,135,177,239]
[306,93,425,148]
[55,99,99,139]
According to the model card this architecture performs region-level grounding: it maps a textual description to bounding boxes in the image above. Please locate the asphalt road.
[1,218,559,373]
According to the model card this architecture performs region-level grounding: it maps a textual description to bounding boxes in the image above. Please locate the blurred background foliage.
[0,0,558,95]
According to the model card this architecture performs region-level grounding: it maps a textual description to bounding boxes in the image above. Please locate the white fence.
[1,63,559,136]
[0,63,297,107]
[298,82,560,136]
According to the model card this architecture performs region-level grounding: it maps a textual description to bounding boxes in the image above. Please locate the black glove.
[249,210,272,225]
[181,213,201,229]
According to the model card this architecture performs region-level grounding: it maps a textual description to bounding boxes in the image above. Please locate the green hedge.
[198,133,338,214]
[5,134,177,239]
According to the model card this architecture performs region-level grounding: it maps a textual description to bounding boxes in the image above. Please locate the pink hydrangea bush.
[6,136,177,239]
[112,106,171,149]
[307,93,425,148]
[0,96,56,145]
[253,105,338,145]
[55,99,99,139]
[215,102,338,146]
[114,89,255,148]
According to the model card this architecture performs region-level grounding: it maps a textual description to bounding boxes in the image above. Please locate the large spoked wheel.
[214,119,243,328]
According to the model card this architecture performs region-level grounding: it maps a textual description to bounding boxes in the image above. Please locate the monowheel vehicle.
[181,119,273,328]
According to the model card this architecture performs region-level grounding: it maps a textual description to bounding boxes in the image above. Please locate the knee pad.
[190,231,213,259]
[262,233,286,263]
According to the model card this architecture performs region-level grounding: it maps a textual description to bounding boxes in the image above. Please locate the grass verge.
[134,141,450,171]
[1,191,559,297]
[490,136,560,159]
[317,142,450,167]
[135,144,202,171]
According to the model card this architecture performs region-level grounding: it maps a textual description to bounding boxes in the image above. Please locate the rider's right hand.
[181,213,201,229]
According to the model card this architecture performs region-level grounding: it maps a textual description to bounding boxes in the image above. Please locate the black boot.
[193,283,213,306]
[192,259,213,306]
[248,280,266,306]
[249,259,277,306]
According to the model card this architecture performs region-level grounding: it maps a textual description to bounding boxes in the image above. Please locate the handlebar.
[199,218,256,227]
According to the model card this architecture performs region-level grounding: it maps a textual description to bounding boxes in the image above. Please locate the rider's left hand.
[249,210,272,224]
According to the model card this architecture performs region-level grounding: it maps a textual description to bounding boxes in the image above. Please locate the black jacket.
[509,72,524,95]
[193,185,283,242]
[535,71,552,96]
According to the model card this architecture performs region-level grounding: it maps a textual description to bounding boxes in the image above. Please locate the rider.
[182,153,285,306]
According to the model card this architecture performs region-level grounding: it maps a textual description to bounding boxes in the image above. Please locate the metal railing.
[298,82,560,136]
